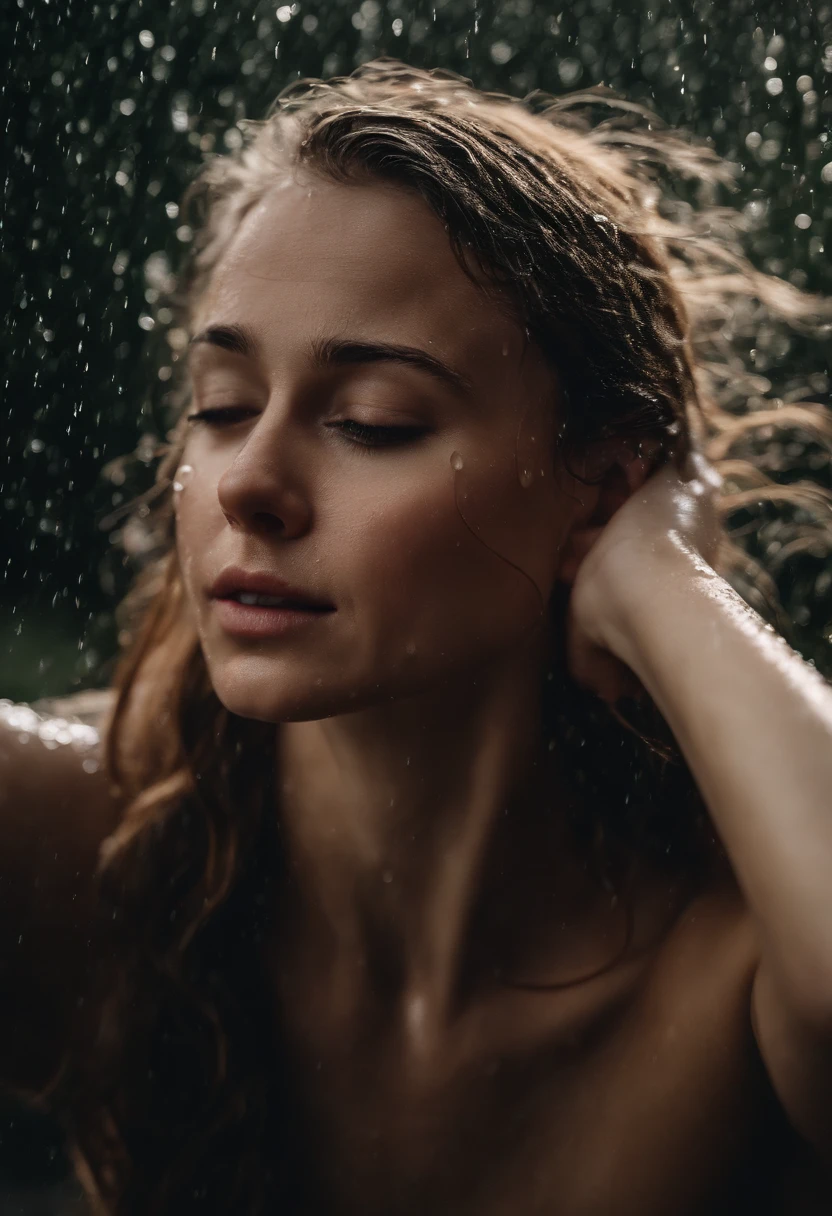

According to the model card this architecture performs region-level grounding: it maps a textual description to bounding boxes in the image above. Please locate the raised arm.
[561,451,832,1157]
[0,692,121,1099]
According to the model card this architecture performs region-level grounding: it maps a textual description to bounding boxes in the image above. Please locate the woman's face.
[176,175,589,723]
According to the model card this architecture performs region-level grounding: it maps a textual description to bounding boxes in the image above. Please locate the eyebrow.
[188,323,475,398]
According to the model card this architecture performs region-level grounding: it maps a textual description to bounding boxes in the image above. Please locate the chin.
[206,654,359,724]
[207,648,446,724]
[211,678,344,724]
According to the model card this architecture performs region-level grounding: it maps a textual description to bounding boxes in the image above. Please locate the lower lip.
[211,598,334,638]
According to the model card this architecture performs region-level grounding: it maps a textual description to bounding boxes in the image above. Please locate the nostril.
[220,508,288,533]
[252,512,285,534]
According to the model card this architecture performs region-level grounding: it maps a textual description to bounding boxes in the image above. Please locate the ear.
[556,439,653,587]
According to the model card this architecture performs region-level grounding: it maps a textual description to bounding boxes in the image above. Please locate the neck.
[274,636,589,1043]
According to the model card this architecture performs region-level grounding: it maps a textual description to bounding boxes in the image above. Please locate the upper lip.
[209,566,335,609]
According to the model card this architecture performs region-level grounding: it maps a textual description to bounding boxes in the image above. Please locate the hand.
[559,443,724,705]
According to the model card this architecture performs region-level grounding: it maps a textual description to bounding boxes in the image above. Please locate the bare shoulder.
[0,690,121,874]
[637,869,832,1211]
[631,865,763,1069]
[0,691,123,1097]
[650,865,760,989]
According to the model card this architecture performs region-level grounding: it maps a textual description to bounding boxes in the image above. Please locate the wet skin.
[178,175,572,726]
[0,176,829,1212]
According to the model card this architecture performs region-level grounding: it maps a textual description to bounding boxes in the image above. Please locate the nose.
[216,418,312,540]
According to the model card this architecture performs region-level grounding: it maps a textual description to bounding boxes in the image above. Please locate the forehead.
[193,175,542,391]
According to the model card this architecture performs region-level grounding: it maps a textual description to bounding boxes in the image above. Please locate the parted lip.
[208,566,335,609]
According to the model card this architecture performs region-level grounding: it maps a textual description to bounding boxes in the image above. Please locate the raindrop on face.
[173,464,194,492]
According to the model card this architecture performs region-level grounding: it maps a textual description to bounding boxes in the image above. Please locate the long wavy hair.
[48,58,832,1214]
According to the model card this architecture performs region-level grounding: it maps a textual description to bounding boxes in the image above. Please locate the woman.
[2,57,832,1214]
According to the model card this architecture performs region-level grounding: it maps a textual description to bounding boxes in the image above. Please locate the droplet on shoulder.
[450,451,464,471]
[518,467,534,488]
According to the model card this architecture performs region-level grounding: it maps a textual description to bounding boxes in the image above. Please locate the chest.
[272,896,805,1215]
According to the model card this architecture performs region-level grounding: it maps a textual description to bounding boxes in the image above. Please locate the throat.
[273,708,602,1037]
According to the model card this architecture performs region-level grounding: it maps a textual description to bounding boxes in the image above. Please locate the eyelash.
[185,407,427,449]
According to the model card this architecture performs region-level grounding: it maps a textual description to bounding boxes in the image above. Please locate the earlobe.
[619,446,654,495]
[585,438,658,514]
[585,461,636,528]
[556,521,606,587]
[555,448,649,588]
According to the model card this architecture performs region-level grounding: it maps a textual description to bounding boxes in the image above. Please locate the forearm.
[608,542,832,1010]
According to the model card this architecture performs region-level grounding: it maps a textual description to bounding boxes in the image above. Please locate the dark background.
[3,0,832,1207]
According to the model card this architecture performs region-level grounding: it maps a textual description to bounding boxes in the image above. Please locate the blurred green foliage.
[3,0,832,702]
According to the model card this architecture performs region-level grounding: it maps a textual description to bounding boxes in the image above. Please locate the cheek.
[341,453,560,650]
[172,469,223,603]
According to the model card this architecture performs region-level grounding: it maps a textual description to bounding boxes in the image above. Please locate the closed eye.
[326,420,429,448]
[185,408,428,449]
[186,405,257,426]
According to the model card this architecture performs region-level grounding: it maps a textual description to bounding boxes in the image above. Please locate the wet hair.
[52,58,832,1214]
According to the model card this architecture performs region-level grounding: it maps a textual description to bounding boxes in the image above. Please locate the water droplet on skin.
[173,463,194,492]
[519,467,534,488]
[450,451,464,471]
[382,869,393,884]
[405,640,417,656]
[2,701,99,751]
[406,993,428,1046]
